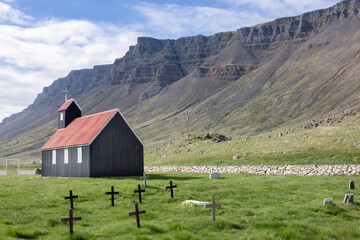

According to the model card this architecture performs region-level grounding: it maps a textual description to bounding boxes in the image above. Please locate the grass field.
[146,118,360,166]
[0,172,360,239]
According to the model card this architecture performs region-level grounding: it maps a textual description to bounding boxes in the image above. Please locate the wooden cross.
[60,208,81,234]
[134,184,145,203]
[206,196,221,221]
[128,203,146,228]
[166,180,177,198]
[140,172,149,187]
[106,186,119,206]
[63,88,70,101]
[65,190,78,209]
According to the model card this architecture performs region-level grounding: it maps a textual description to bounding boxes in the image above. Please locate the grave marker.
[60,208,81,234]
[128,203,146,228]
[166,180,177,198]
[344,194,354,204]
[209,172,220,180]
[134,184,145,203]
[349,180,355,190]
[323,198,333,206]
[206,196,221,221]
[65,190,78,209]
[106,186,119,206]
[140,172,149,187]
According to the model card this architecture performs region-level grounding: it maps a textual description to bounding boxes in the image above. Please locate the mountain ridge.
[1,0,360,159]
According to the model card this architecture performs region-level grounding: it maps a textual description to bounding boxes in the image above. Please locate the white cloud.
[134,3,271,38]
[0,2,141,123]
[0,1,33,25]
[220,0,339,17]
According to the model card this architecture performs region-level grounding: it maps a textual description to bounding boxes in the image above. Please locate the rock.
[232,155,240,160]
[204,133,211,139]
[352,142,360,147]
[160,155,167,159]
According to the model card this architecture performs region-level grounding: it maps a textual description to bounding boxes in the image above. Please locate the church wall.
[41,146,90,177]
[89,112,143,177]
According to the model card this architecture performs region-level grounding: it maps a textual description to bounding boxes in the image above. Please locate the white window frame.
[60,112,64,121]
[52,150,56,164]
[77,147,82,163]
[64,149,69,164]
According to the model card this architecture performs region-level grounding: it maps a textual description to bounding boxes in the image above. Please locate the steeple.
[57,99,82,129]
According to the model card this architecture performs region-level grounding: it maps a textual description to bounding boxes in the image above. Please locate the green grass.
[145,119,360,166]
[0,173,360,239]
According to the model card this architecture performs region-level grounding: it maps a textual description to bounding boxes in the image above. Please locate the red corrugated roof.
[58,99,74,112]
[41,109,117,150]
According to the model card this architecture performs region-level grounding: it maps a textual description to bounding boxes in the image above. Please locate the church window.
[77,147,82,163]
[52,150,56,164]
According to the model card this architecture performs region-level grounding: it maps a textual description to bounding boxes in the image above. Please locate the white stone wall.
[145,165,360,176]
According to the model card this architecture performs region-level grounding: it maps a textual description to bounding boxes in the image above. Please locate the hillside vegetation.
[145,114,360,166]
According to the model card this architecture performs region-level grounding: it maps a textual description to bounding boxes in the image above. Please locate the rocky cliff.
[1,0,360,158]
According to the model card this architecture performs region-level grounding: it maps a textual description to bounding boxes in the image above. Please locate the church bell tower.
[57,98,82,129]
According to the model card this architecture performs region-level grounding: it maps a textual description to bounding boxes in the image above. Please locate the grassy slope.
[145,115,360,166]
[0,173,359,239]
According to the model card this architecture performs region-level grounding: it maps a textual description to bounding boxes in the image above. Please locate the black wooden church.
[41,99,143,177]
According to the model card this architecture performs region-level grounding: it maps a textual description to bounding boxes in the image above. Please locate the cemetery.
[0,172,360,239]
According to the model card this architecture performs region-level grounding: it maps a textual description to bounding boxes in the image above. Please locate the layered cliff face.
[1,0,360,158]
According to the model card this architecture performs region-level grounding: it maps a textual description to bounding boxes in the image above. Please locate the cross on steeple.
[63,88,70,101]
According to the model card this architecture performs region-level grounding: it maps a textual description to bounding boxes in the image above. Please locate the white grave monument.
[323,198,333,206]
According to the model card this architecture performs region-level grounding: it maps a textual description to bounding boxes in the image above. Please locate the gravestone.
[128,203,146,228]
[209,172,220,180]
[166,180,177,198]
[134,185,145,203]
[182,200,210,206]
[344,194,354,204]
[106,186,119,206]
[65,190,78,209]
[140,172,149,187]
[205,196,221,221]
[349,180,355,190]
[60,208,81,234]
[323,198,333,206]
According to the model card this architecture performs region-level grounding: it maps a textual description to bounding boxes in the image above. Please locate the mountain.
[1,0,360,159]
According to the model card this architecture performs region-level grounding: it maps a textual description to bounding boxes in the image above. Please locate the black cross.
[166,180,177,198]
[128,203,146,228]
[134,184,145,203]
[106,186,119,206]
[60,208,81,234]
[205,196,221,221]
[65,190,78,209]
[140,172,149,187]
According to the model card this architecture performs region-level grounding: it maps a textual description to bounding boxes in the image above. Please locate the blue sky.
[0,0,340,123]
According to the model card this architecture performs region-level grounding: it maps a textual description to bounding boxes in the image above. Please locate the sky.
[0,0,340,123]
